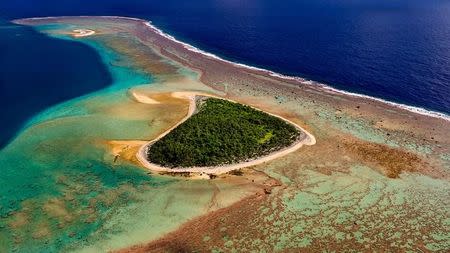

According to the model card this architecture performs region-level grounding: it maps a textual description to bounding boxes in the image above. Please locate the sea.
[1,0,450,148]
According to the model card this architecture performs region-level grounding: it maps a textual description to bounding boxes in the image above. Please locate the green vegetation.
[147,98,301,168]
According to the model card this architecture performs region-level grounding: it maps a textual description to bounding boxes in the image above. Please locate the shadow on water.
[0,20,113,149]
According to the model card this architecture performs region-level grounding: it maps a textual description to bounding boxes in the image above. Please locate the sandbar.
[71,28,95,37]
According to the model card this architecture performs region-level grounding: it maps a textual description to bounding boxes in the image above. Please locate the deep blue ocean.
[1,0,449,148]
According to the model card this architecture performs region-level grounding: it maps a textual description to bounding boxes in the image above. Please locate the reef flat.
[6,16,450,252]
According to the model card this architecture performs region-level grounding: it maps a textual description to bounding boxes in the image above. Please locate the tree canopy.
[147,98,300,168]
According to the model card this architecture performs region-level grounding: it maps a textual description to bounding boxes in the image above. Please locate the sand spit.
[130,90,161,104]
[71,29,95,37]
[135,91,316,175]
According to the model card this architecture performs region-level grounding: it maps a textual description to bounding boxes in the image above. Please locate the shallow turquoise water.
[0,24,175,252]
[23,24,153,127]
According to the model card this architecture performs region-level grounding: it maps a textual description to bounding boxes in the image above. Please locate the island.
[137,92,315,174]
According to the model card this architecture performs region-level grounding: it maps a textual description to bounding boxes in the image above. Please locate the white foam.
[16,16,450,122]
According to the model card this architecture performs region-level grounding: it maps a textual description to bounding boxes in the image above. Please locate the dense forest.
[147,98,301,168]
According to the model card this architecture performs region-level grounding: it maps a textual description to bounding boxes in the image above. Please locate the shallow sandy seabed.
[4,16,450,252]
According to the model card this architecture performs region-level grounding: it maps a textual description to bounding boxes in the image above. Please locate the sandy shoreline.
[135,92,316,175]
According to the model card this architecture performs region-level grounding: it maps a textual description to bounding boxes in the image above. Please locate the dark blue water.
[0,21,112,148]
[1,0,449,148]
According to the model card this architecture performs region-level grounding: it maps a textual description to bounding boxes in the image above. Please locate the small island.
[149,97,301,167]
[142,95,310,173]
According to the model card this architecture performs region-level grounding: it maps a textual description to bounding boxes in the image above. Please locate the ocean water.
[1,0,449,124]
[0,20,113,148]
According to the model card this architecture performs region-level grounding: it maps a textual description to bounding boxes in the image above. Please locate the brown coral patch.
[114,193,268,253]
[32,222,51,239]
[43,198,74,227]
[8,212,29,229]
[342,140,426,178]
[115,168,280,253]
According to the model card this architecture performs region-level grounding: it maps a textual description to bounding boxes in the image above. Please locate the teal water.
[22,24,152,127]
[0,24,172,252]
[0,23,226,253]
